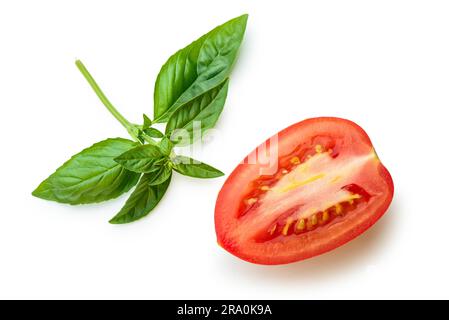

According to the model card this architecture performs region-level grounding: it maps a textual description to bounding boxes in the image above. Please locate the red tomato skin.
[215,117,394,265]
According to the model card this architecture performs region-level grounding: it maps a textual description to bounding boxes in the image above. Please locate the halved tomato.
[215,117,394,265]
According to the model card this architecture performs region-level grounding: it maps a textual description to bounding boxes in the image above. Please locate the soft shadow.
[216,200,400,284]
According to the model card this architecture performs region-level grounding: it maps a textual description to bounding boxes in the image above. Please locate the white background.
[0,0,448,299]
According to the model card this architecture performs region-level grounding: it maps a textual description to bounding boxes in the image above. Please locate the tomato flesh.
[215,117,394,265]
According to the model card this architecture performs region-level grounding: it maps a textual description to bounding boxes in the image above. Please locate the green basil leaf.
[136,131,146,144]
[165,79,228,145]
[143,127,164,138]
[159,137,173,156]
[172,155,224,178]
[142,114,152,130]
[153,14,248,123]
[147,164,172,186]
[109,173,171,224]
[32,138,140,204]
[114,144,166,173]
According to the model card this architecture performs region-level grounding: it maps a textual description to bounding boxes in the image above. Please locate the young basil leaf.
[159,136,173,156]
[147,164,172,186]
[32,138,140,204]
[153,14,248,123]
[109,173,171,224]
[114,144,166,173]
[172,155,224,178]
[136,131,146,144]
[143,127,164,138]
[165,79,229,145]
[143,114,152,130]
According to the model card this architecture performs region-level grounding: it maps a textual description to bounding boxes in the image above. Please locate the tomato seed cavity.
[255,184,371,242]
[239,138,338,218]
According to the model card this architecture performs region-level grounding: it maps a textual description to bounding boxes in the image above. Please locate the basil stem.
[75,59,140,142]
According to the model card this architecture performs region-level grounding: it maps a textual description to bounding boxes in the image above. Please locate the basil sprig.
[32,14,248,224]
